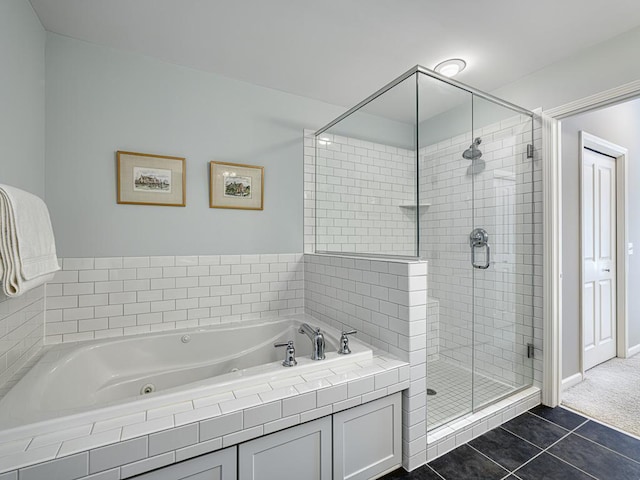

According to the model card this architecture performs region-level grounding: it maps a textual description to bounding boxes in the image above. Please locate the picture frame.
[117,151,186,207]
[209,161,264,210]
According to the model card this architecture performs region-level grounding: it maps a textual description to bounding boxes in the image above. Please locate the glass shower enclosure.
[313,66,535,430]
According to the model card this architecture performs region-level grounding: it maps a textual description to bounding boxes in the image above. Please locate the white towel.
[0,184,60,297]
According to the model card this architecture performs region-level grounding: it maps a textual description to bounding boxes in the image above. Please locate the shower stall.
[312,66,536,431]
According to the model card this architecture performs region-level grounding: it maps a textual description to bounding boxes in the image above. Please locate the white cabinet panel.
[131,447,236,480]
[239,417,332,480]
[333,393,401,480]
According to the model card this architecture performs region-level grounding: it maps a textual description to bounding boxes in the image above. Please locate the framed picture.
[117,151,186,207]
[209,161,264,210]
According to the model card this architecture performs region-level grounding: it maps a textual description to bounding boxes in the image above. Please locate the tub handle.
[338,330,357,355]
[274,340,297,367]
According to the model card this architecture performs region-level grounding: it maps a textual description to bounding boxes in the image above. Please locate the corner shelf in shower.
[398,203,431,209]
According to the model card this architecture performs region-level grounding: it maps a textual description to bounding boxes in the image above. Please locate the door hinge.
[527,144,534,159]
[527,343,535,359]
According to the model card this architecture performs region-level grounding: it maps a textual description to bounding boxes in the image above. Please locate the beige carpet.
[562,353,640,437]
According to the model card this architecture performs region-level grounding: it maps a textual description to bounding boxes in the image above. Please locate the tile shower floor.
[384,405,640,479]
[427,359,515,430]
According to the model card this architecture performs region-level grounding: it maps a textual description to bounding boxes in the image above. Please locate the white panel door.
[239,416,332,480]
[582,148,617,370]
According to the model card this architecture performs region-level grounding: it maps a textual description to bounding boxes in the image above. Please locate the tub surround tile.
[46,254,304,344]
[192,391,235,409]
[282,391,316,416]
[0,348,408,477]
[92,413,146,434]
[219,394,262,414]
[89,437,148,474]
[146,401,193,421]
[58,429,123,457]
[121,416,174,441]
[28,424,93,449]
[148,424,198,456]
[18,453,88,480]
[233,383,272,399]
[222,425,263,448]
[294,378,331,394]
[199,411,243,442]
[174,404,222,426]
[0,443,60,472]
[0,438,30,458]
[243,402,281,429]
[258,385,298,403]
[263,414,300,435]
[120,451,174,479]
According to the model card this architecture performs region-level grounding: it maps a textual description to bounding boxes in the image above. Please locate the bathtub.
[0,316,372,430]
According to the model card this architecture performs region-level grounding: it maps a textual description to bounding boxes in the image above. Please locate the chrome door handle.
[470,228,491,269]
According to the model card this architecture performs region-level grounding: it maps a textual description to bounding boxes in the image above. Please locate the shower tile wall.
[312,134,416,256]
[304,253,428,470]
[44,254,304,344]
[419,114,542,389]
[0,286,44,395]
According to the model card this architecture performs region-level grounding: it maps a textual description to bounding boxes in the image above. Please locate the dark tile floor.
[381,405,640,480]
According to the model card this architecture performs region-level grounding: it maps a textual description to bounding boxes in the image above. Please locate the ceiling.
[29,0,640,114]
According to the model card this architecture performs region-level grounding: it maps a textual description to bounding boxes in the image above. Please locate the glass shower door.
[418,73,476,430]
[471,95,535,410]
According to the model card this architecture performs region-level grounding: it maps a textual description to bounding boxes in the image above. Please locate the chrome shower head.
[462,137,483,160]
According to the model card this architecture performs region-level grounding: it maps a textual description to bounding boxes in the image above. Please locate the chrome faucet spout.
[298,323,326,360]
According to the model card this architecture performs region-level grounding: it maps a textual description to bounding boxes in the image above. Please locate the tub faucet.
[298,323,325,360]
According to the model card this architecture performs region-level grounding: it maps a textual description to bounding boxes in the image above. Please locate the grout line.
[425,464,446,480]
[571,429,640,467]
[542,450,600,480]
[465,443,512,476]
[560,404,640,441]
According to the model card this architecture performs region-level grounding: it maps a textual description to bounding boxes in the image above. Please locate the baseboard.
[561,372,583,390]
[628,343,640,357]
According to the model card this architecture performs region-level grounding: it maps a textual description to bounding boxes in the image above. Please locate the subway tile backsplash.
[0,287,44,396]
[45,255,304,344]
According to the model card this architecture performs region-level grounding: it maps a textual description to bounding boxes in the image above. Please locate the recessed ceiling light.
[434,58,467,77]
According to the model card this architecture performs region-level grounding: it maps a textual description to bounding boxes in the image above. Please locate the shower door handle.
[470,228,491,270]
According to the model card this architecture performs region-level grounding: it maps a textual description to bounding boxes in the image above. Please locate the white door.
[582,148,617,370]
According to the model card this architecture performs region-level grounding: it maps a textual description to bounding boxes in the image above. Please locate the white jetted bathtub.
[0,316,371,429]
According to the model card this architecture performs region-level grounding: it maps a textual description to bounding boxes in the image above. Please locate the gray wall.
[561,99,640,378]
[45,34,420,257]
[0,0,46,392]
[494,26,640,111]
[45,33,340,257]
[0,0,45,197]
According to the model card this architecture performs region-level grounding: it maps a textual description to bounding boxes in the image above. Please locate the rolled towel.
[0,184,60,297]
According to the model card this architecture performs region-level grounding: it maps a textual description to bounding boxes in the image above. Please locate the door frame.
[541,78,640,407]
[579,131,629,378]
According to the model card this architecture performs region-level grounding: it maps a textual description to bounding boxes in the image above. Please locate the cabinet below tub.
[130,393,401,480]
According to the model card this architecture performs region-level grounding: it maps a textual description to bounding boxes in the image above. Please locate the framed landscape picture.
[209,161,264,210]
[117,151,186,207]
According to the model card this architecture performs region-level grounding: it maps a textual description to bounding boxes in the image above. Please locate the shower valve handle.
[338,330,357,355]
[274,340,297,367]
[470,228,491,270]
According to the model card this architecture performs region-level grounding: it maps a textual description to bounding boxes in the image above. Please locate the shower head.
[462,137,482,160]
